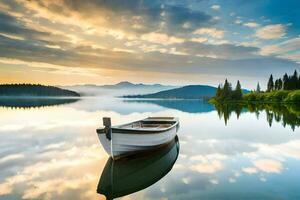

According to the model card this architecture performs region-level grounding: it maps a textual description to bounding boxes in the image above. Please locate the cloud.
[174,42,259,59]
[190,37,208,43]
[0,0,299,86]
[141,32,185,45]
[253,159,283,173]
[0,154,24,164]
[211,5,221,11]
[261,37,300,55]
[255,24,287,39]
[194,28,224,39]
[0,12,49,40]
[260,36,300,62]
[244,22,259,28]
[18,0,214,36]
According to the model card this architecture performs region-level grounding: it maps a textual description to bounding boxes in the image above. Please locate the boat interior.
[119,117,177,130]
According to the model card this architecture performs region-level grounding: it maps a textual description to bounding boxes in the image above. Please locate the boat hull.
[98,120,179,159]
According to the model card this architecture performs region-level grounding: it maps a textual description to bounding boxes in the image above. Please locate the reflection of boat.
[97,136,180,200]
[96,117,179,159]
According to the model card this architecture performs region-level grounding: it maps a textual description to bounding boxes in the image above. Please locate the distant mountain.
[0,84,80,97]
[124,85,217,99]
[101,81,169,89]
[62,82,177,96]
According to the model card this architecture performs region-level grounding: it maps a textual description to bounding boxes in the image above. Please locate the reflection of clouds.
[189,154,226,174]
[253,159,283,174]
[0,99,300,199]
[0,144,106,199]
[252,140,300,160]
[182,177,191,184]
[228,177,236,183]
[242,167,258,174]
[210,178,219,185]
[190,160,223,174]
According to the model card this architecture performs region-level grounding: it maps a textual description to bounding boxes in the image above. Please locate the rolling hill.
[0,84,80,97]
[123,85,217,99]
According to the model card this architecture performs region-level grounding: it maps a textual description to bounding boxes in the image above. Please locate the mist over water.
[0,97,299,200]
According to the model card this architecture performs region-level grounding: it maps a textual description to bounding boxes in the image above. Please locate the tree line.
[215,79,243,101]
[214,70,300,102]
[267,70,300,91]
[0,84,80,97]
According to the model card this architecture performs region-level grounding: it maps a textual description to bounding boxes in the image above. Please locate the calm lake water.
[0,97,299,200]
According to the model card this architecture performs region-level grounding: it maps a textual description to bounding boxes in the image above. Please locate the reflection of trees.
[0,98,79,109]
[215,103,245,125]
[214,102,300,131]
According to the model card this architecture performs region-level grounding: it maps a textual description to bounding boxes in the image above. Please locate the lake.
[0,97,299,200]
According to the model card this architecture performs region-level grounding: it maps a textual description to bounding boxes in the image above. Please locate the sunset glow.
[0,0,299,88]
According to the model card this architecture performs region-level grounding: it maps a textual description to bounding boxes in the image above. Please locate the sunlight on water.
[0,98,299,199]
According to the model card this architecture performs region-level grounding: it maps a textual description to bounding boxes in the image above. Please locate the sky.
[0,0,299,89]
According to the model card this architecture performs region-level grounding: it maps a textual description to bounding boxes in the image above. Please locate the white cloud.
[141,32,185,45]
[0,154,24,164]
[194,28,225,39]
[244,22,259,28]
[190,37,208,43]
[260,36,300,62]
[255,24,286,39]
[260,45,281,55]
[211,5,221,11]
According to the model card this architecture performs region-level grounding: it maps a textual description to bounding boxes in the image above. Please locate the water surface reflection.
[98,136,179,200]
[0,97,299,199]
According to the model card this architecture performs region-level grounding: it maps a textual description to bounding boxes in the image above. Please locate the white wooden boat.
[96,117,179,159]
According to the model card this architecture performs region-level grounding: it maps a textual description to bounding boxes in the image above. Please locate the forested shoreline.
[0,84,80,97]
[211,70,300,103]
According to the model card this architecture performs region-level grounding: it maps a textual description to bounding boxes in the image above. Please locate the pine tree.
[222,79,231,100]
[291,70,298,90]
[234,80,243,100]
[267,74,274,92]
[216,84,222,99]
[283,73,289,90]
[256,82,261,93]
[278,78,283,90]
[274,79,279,90]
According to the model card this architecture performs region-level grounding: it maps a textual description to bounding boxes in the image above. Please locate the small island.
[0,84,80,97]
[0,84,80,108]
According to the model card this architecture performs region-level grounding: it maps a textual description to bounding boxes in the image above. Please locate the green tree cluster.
[267,70,300,91]
[0,84,80,97]
[215,79,243,101]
